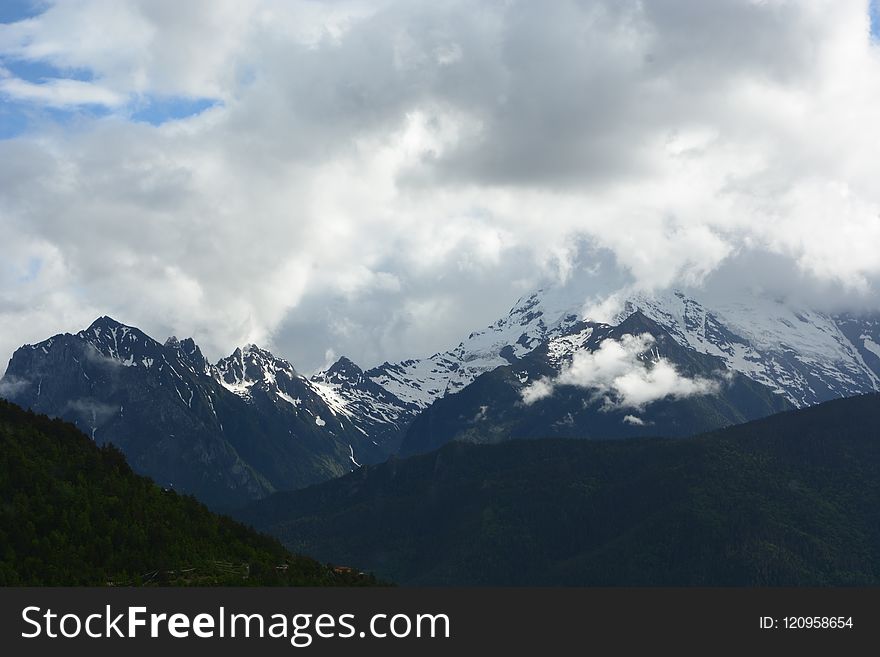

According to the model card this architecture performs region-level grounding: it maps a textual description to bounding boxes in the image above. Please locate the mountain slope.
[399,311,793,456]
[0,399,379,586]
[1,317,384,508]
[238,394,880,586]
[617,290,880,406]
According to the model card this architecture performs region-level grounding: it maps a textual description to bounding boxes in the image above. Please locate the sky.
[1,0,880,373]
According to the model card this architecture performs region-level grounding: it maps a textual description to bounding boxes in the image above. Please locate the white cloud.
[0,76,125,107]
[0,0,253,99]
[521,334,720,409]
[520,378,555,405]
[0,1,879,371]
[64,398,119,425]
[0,374,30,399]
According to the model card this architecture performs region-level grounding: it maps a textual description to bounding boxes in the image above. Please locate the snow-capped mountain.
[307,287,586,439]
[311,285,880,433]
[363,289,583,408]
[1,316,384,508]
[398,311,794,457]
[616,291,880,407]
[310,357,418,452]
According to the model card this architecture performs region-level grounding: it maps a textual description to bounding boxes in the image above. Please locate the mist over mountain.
[398,310,793,457]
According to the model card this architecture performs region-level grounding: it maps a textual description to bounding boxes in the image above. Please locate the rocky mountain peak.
[320,357,364,383]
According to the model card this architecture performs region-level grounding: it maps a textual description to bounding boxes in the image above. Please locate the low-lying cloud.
[0,374,29,399]
[521,333,720,409]
[64,398,120,426]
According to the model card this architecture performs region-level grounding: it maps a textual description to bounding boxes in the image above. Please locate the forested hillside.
[240,394,880,586]
[0,399,379,586]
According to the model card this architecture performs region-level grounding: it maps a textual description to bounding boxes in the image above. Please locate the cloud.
[0,1,879,372]
[64,398,119,426]
[521,333,720,409]
[0,76,125,107]
[521,378,555,405]
[0,0,258,99]
[0,374,29,399]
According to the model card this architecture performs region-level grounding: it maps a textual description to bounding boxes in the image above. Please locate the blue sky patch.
[130,96,220,126]
[2,58,96,83]
[0,95,116,139]
[0,3,219,137]
[0,107,28,139]
[871,0,880,39]
[0,0,41,24]
[18,256,42,283]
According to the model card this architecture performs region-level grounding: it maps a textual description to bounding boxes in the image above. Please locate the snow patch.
[276,390,302,407]
[309,380,354,418]
[862,335,880,360]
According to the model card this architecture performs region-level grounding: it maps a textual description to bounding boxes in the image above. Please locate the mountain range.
[1,317,390,508]
[2,283,879,509]
[318,285,880,429]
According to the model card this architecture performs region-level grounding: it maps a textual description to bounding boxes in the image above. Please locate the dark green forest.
[0,399,379,586]
[240,394,880,586]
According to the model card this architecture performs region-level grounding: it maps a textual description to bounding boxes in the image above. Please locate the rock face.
[1,316,384,509]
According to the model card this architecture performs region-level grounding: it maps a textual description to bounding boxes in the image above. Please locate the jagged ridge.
[1,316,384,508]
